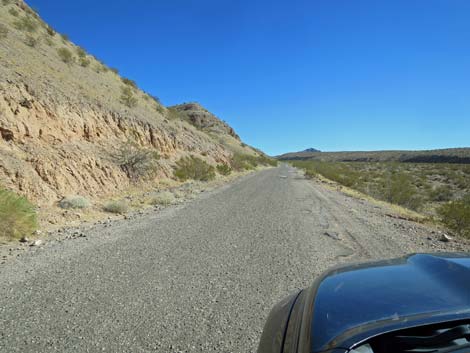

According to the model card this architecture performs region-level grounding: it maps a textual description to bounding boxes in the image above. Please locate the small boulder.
[440,233,452,242]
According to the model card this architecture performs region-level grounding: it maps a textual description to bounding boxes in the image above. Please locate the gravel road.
[0,164,467,353]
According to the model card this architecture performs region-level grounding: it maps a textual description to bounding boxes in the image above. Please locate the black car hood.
[310,253,470,352]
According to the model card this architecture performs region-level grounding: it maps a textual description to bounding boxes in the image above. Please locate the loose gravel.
[0,164,468,352]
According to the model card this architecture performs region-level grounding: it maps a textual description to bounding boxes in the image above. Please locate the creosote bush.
[0,189,37,240]
[438,195,470,237]
[57,47,73,63]
[120,86,137,108]
[60,33,69,42]
[174,156,215,181]
[216,163,232,176]
[110,67,119,74]
[114,141,159,181]
[103,201,128,214]
[59,195,90,209]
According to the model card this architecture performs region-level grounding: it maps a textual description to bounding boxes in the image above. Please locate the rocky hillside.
[0,0,260,206]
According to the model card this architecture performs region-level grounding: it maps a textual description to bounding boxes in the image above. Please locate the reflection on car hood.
[310,253,470,352]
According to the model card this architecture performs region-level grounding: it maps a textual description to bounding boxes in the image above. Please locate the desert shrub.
[0,189,37,240]
[76,46,86,58]
[0,24,8,39]
[60,33,69,42]
[438,195,470,237]
[46,25,55,36]
[13,15,37,33]
[59,195,90,209]
[8,8,18,17]
[103,200,128,214]
[121,77,137,89]
[114,141,159,181]
[151,191,176,206]
[110,67,119,74]
[2,0,12,5]
[174,156,215,181]
[380,172,422,210]
[120,86,137,108]
[79,57,90,67]
[57,47,73,63]
[216,163,232,176]
[428,185,453,202]
[24,35,37,47]
[231,153,258,170]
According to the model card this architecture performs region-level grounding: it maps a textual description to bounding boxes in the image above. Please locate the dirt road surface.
[0,164,466,352]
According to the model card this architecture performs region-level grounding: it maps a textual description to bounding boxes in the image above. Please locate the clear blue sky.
[28,0,470,155]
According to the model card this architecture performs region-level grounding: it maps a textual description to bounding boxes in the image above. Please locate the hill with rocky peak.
[0,0,262,206]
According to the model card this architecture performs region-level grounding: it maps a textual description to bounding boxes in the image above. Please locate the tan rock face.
[0,82,233,205]
[0,1,255,206]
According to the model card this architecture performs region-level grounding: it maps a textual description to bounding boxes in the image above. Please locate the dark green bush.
[114,141,159,181]
[120,86,137,108]
[57,47,73,63]
[13,15,37,33]
[216,163,232,176]
[0,189,38,240]
[174,156,215,181]
[438,195,470,237]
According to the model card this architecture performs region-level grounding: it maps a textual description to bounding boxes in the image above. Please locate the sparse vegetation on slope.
[0,189,37,240]
[103,200,129,214]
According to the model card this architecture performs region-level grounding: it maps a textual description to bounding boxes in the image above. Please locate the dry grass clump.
[0,23,8,39]
[103,200,129,214]
[120,86,137,108]
[59,195,90,209]
[151,191,176,206]
[13,15,37,33]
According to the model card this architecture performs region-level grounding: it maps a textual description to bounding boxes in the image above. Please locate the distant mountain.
[277,148,470,164]
[303,148,321,153]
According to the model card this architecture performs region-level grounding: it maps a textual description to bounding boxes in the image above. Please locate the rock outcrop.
[0,1,258,205]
